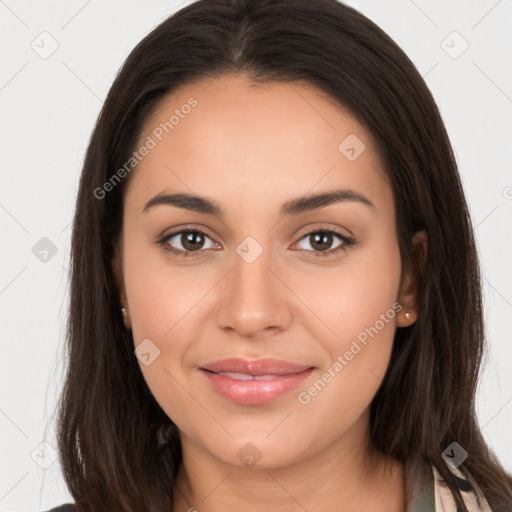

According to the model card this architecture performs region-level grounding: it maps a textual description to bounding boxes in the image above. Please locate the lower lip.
[199,368,314,405]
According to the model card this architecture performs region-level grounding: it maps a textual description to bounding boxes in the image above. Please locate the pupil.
[183,232,203,251]
[312,232,332,251]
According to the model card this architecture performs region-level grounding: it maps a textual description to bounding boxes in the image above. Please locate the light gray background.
[1,1,511,510]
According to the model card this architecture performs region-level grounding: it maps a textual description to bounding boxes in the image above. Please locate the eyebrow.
[142,188,376,217]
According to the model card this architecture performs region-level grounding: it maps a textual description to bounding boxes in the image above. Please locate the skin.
[112,73,427,512]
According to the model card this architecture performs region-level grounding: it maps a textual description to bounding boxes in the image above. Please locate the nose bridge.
[231,233,278,303]
[214,233,292,336]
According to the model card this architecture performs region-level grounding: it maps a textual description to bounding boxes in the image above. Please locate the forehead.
[125,73,392,218]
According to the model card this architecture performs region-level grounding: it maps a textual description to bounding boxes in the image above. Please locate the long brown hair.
[54,0,512,510]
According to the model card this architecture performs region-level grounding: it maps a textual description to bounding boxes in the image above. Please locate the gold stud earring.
[121,307,131,330]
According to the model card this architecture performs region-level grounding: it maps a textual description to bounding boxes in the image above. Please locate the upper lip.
[200,357,313,376]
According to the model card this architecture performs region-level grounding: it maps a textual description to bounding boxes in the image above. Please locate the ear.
[396,230,427,327]
[111,242,131,329]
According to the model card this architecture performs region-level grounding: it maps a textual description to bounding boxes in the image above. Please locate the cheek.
[121,235,212,417]
[296,237,401,409]
[303,233,402,347]
[296,292,401,441]
[122,233,207,342]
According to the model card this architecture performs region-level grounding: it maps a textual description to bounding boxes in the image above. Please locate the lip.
[199,357,315,405]
[200,357,313,376]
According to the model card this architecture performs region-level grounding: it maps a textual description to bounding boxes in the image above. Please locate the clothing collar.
[407,462,435,512]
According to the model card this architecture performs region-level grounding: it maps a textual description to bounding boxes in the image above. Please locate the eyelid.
[294,222,354,240]
[158,224,216,242]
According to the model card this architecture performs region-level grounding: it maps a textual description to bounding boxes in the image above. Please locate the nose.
[214,244,293,339]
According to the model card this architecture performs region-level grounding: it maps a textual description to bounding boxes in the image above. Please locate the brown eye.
[157,229,217,258]
[295,228,355,257]
[179,231,207,251]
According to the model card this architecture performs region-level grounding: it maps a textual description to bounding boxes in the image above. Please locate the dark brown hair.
[54,0,512,510]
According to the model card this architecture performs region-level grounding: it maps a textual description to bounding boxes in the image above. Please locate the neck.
[171,411,406,512]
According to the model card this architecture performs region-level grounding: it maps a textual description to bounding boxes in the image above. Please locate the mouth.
[198,357,315,405]
[202,370,293,381]
[200,357,313,376]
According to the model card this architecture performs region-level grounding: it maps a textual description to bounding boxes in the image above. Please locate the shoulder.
[42,505,74,512]
[432,463,493,511]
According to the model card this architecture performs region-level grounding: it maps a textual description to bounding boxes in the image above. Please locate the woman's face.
[113,73,421,468]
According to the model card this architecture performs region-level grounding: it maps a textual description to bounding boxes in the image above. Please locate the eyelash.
[155,225,356,259]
